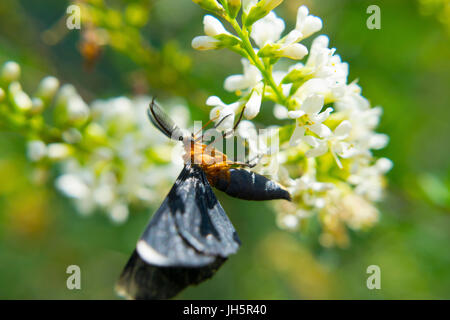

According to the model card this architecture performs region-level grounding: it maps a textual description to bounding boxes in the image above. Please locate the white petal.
[289,125,306,146]
[302,135,320,148]
[284,29,303,45]
[244,90,262,119]
[203,15,228,36]
[334,142,356,158]
[224,74,247,92]
[311,107,333,123]
[55,174,90,199]
[287,109,305,119]
[309,123,332,138]
[274,104,289,119]
[375,158,393,173]
[191,36,220,50]
[369,133,389,149]
[301,94,324,115]
[311,35,330,52]
[334,120,352,138]
[305,142,328,158]
[216,109,235,130]
[301,16,322,38]
[206,95,224,107]
[295,6,322,38]
[250,11,285,47]
[209,106,222,121]
[280,43,308,60]
[237,120,257,139]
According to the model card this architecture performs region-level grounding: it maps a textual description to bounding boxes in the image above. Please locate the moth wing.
[173,166,241,257]
[116,250,226,300]
[137,166,215,267]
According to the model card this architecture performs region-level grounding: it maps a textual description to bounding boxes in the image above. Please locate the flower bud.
[1,61,20,83]
[192,36,221,50]
[258,42,308,60]
[203,15,229,36]
[192,0,225,16]
[36,76,60,101]
[84,122,107,144]
[109,202,129,224]
[279,43,308,60]
[227,0,241,18]
[47,143,73,160]
[12,89,32,112]
[27,140,47,162]
[54,84,90,126]
[244,88,262,119]
[30,97,44,114]
[62,128,83,144]
[245,0,284,27]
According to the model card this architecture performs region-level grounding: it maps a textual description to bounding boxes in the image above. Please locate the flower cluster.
[0,61,188,223]
[191,0,392,247]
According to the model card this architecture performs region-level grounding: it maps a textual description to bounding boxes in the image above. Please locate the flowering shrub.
[0,0,391,247]
[0,61,189,223]
[191,0,392,247]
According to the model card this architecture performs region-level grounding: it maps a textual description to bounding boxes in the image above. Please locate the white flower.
[207,96,242,130]
[224,59,262,92]
[55,174,90,199]
[273,104,288,119]
[27,140,47,162]
[192,36,221,50]
[305,35,348,84]
[47,143,72,160]
[192,15,233,51]
[109,202,129,224]
[245,88,262,119]
[251,12,308,60]
[290,173,334,209]
[250,11,285,48]
[293,77,345,104]
[279,42,308,60]
[288,94,333,146]
[92,96,135,132]
[292,5,322,40]
[348,158,393,201]
[302,120,357,166]
[334,81,369,112]
[277,214,299,230]
[341,104,389,156]
[56,84,90,123]
[203,15,230,36]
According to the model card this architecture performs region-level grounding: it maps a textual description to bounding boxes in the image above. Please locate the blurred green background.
[0,0,449,299]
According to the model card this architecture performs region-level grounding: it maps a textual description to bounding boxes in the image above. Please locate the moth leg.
[226,160,256,169]
[238,153,264,168]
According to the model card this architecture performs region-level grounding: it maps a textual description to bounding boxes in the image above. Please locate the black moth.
[116,100,291,299]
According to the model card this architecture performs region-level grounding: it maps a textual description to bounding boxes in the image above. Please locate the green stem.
[228,18,287,105]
